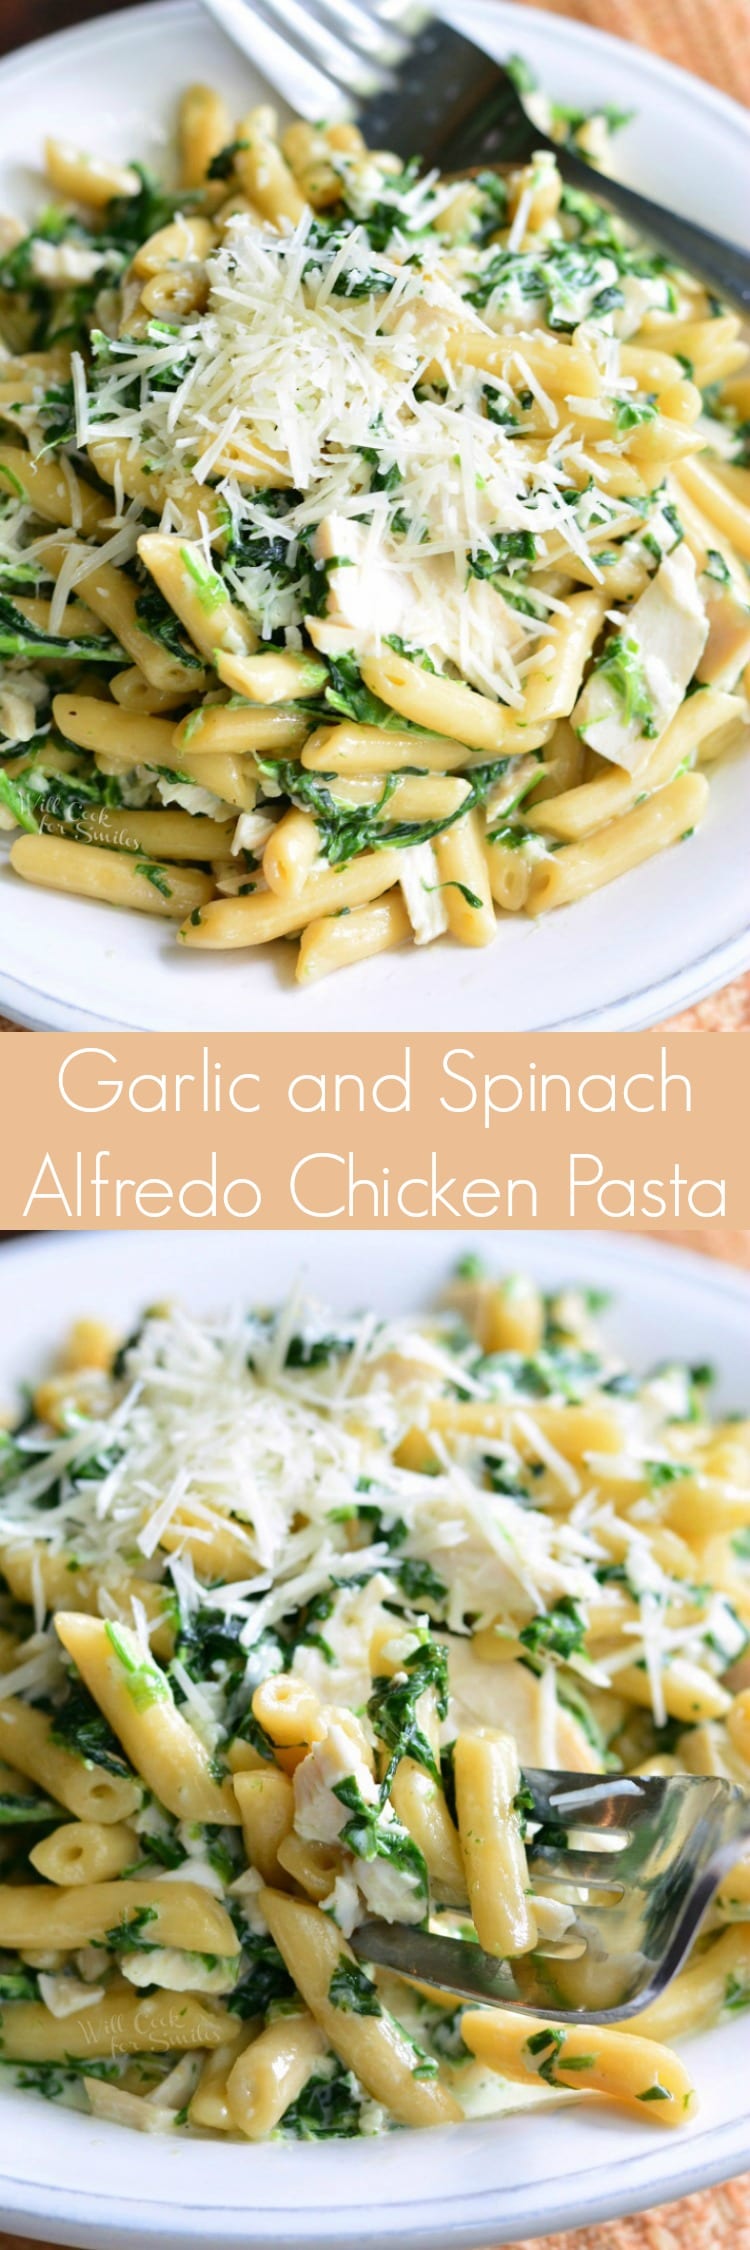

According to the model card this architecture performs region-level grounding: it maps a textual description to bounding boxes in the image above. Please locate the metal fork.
[349,1769,750,2023]
[202,0,750,309]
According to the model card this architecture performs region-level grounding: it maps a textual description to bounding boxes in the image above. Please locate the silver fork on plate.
[201,0,750,309]
[349,1769,750,2023]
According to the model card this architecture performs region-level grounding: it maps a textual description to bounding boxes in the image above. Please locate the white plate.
[0,1228,749,2247]
[0,1,748,1031]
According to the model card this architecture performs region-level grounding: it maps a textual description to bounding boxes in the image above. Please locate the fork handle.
[553,145,750,315]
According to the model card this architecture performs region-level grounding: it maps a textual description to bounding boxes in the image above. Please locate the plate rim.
[0,0,748,1031]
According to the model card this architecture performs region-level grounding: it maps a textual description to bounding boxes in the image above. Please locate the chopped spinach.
[328,1959,383,2016]
[0,1791,59,1825]
[394,1558,448,1614]
[519,1598,586,1667]
[97,1904,158,1954]
[367,1639,448,1791]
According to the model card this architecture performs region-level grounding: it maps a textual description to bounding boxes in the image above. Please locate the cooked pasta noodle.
[0,1266,747,2138]
[0,89,747,981]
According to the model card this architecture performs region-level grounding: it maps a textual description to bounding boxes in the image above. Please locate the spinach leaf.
[279,2060,367,2137]
[206,139,250,182]
[328,1959,382,2016]
[0,1791,59,1826]
[103,1621,171,1712]
[332,1774,428,1897]
[97,1904,158,1954]
[134,580,204,669]
[227,1929,295,2018]
[50,1674,133,1778]
[0,592,121,665]
[519,1598,586,1667]
[0,1967,39,2001]
[104,166,200,257]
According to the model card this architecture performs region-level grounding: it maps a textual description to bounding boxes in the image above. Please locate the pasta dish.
[0,1265,748,2139]
[0,87,748,983]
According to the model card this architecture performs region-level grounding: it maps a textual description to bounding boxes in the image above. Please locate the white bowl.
[0,0,748,1031]
[1,1228,749,2246]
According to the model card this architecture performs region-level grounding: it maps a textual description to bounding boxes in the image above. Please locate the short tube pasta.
[0,1878,239,1954]
[296,894,411,981]
[433,811,496,946]
[233,1767,295,1882]
[179,848,406,947]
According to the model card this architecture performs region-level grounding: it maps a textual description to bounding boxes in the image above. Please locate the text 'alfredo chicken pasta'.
[0,1267,749,2139]
[0,88,748,981]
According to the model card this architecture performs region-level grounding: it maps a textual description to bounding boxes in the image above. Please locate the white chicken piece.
[292,1578,399,1709]
[0,670,49,751]
[29,240,109,286]
[612,274,674,339]
[446,1641,601,1772]
[231,809,278,855]
[573,544,708,771]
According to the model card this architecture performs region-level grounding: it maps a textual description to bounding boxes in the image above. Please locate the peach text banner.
[0,1033,746,1231]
